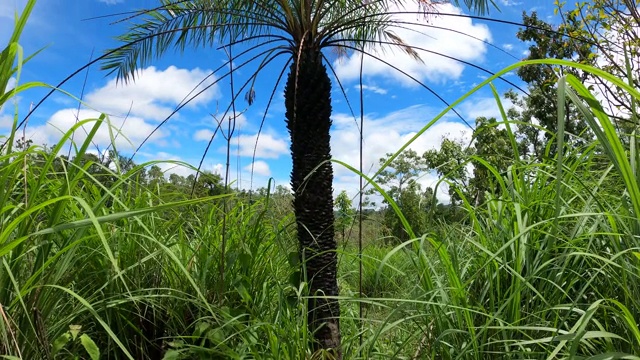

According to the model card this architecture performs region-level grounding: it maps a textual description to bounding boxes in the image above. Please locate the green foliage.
[372,150,431,242]
[335,190,355,241]
[554,0,640,119]
[4,1,640,359]
[3,61,640,359]
[51,325,100,360]
[470,116,514,204]
[508,10,597,159]
[424,137,471,205]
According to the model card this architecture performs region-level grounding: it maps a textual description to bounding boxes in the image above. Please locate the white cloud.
[23,108,166,150]
[5,77,16,92]
[0,113,12,129]
[503,43,514,51]
[331,104,473,203]
[194,129,288,159]
[234,132,288,159]
[98,0,124,4]
[206,112,249,130]
[244,160,271,177]
[138,151,224,179]
[458,95,515,121]
[334,3,491,86]
[156,152,201,178]
[193,129,289,159]
[143,149,282,192]
[355,84,388,95]
[86,66,220,121]
[0,1,25,19]
[0,77,17,130]
[194,129,215,142]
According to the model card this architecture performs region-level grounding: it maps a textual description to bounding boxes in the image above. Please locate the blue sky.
[0,0,556,202]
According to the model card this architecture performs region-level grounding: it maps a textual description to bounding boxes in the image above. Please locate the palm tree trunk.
[285,48,341,356]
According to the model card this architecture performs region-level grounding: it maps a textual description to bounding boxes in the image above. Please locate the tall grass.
[337,61,640,359]
[2,1,640,359]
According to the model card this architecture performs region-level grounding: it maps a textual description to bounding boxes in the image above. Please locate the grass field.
[2,2,640,359]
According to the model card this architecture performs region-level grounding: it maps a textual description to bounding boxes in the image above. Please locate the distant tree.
[470,117,514,205]
[105,150,136,175]
[335,190,355,241]
[169,173,185,187]
[384,180,429,242]
[147,165,165,190]
[375,149,427,200]
[374,150,430,242]
[15,136,33,151]
[194,171,225,197]
[557,0,639,120]
[508,11,597,159]
[260,185,294,222]
[423,138,471,205]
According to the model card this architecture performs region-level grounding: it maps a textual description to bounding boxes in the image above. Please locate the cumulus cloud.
[0,113,12,130]
[0,77,17,130]
[154,151,221,178]
[234,133,288,159]
[331,104,473,203]
[205,111,250,130]
[334,3,491,86]
[16,66,221,152]
[86,66,220,121]
[458,95,515,121]
[23,108,166,150]
[143,149,283,192]
[194,129,215,142]
[244,160,271,177]
[5,77,16,92]
[355,84,388,95]
[194,128,288,159]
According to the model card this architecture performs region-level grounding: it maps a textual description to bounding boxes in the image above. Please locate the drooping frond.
[132,41,288,155]
[451,0,496,15]
[102,0,497,83]
[384,30,422,62]
[102,0,292,83]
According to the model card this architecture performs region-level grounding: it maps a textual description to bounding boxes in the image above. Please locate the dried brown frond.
[245,87,256,105]
[384,30,423,62]
[417,0,447,17]
[332,44,348,60]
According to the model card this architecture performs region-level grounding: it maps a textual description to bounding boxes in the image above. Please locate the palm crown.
[103,0,491,81]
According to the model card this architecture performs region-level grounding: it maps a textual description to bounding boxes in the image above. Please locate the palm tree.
[101,0,491,355]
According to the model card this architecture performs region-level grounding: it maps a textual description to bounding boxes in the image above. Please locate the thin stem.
[331,43,474,129]
[250,61,291,193]
[327,38,528,95]
[358,48,365,353]
[131,43,287,158]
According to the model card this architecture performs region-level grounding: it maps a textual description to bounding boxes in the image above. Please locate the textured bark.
[284,48,341,357]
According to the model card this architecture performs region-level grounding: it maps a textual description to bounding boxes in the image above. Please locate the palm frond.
[384,30,422,62]
[101,0,289,83]
[450,0,496,15]
[102,0,494,83]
